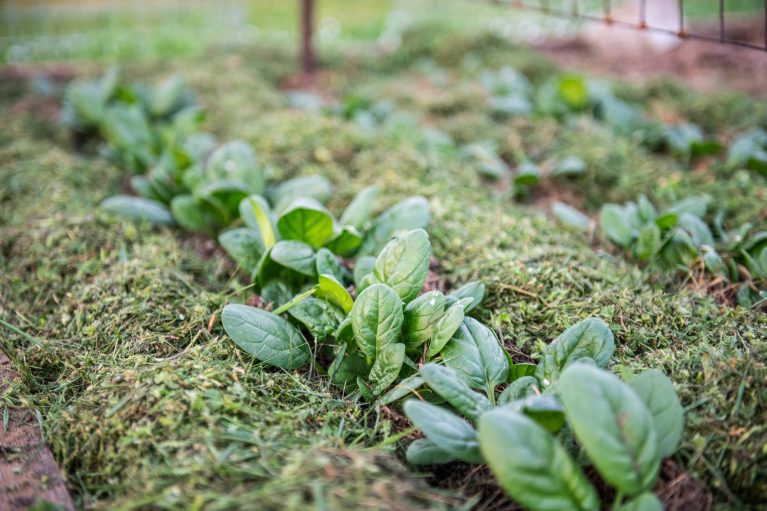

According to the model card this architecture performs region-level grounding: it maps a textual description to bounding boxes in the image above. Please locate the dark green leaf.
[325,226,363,257]
[350,283,404,360]
[269,240,316,277]
[600,204,633,247]
[403,400,483,463]
[358,196,430,256]
[448,281,485,313]
[379,375,425,405]
[339,185,379,229]
[509,363,537,381]
[628,370,684,458]
[441,318,509,395]
[315,247,345,282]
[373,228,431,303]
[427,302,464,358]
[420,363,491,421]
[218,228,265,272]
[405,438,456,466]
[369,343,406,395]
[101,195,175,226]
[315,274,353,314]
[287,296,345,340]
[617,493,663,511]
[402,291,445,349]
[353,256,376,290]
[497,375,538,404]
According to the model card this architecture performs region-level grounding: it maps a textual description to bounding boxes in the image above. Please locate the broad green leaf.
[316,274,353,314]
[637,195,657,223]
[635,223,662,260]
[170,194,213,231]
[315,248,345,282]
[269,240,316,277]
[405,438,456,466]
[239,195,276,248]
[206,140,264,194]
[427,302,465,358]
[478,408,599,511]
[666,196,708,218]
[449,281,485,313]
[221,304,309,370]
[373,228,431,303]
[420,363,491,421]
[617,493,663,511]
[277,197,336,248]
[260,280,292,308]
[148,74,186,117]
[350,284,404,360]
[559,363,661,496]
[269,174,333,210]
[357,274,376,294]
[402,291,445,349]
[101,195,175,226]
[287,296,345,340]
[369,343,406,395]
[331,348,370,386]
[195,180,250,219]
[325,226,363,256]
[380,375,425,405]
[357,377,373,402]
[553,202,590,232]
[509,363,537,381]
[600,204,633,247]
[628,370,684,458]
[678,212,714,247]
[334,316,354,344]
[535,317,614,388]
[339,185,379,229]
[441,318,509,396]
[403,400,483,463]
[515,161,541,186]
[218,228,265,272]
[358,196,430,256]
[353,256,376,290]
[504,394,566,433]
[498,375,539,405]
[655,212,678,230]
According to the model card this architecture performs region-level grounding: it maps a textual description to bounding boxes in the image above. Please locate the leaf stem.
[273,287,317,315]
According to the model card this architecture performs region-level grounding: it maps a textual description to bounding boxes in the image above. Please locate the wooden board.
[0,351,74,511]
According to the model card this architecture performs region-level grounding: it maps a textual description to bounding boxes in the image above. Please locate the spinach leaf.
[420,363,491,421]
[600,204,634,247]
[315,274,353,314]
[369,343,406,395]
[616,493,663,511]
[441,318,509,397]
[269,240,316,277]
[269,174,333,210]
[101,195,175,226]
[628,370,684,458]
[222,304,310,370]
[405,438,456,466]
[315,247,345,282]
[170,194,213,231]
[498,375,538,404]
[218,228,265,273]
[535,317,614,388]
[553,202,590,232]
[379,375,425,405]
[504,394,565,433]
[358,196,430,256]
[325,226,363,256]
[206,140,264,194]
[478,408,599,511]
[353,256,376,290]
[373,229,431,303]
[427,301,464,358]
[239,195,277,248]
[350,283,404,360]
[276,197,335,248]
[448,281,485,313]
[287,296,345,341]
[403,400,483,463]
[339,185,379,229]
[402,291,445,349]
[559,363,661,496]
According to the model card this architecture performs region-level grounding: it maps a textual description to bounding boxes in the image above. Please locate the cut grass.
[1,20,766,510]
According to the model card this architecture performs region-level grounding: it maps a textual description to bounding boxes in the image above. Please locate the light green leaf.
[350,283,404,360]
[269,174,333,210]
[206,140,264,194]
[559,363,661,496]
[373,228,431,303]
[402,291,445,349]
[441,318,509,396]
[628,370,684,458]
[353,256,376,290]
[504,394,566,433]
[101,195,174,226]
[316,274,353,314]
[406,438,456,466]
[170,194,213,231]
[339,185,379,229]
[617,493,663,511]
[553,202,590,232]
[498,375,538,404]
[635,223,662,261]
[369,343,406,395]
[535,317,614,388]
[218,228,265,272]
[509,363,537,381]
[478,408,599,511]
[420,363,491,421]
[448,281,485,313]
[239,195,277,248]
[359,196,430,256]
[221,304,310,370]
[277,197,336,248]
[403,400,483,463]
[601,204,633,247]
[379,375,425,405]
[315,248,345,282]
[325,226,363,256]
[427,302,465,358]
[269,240,316,277]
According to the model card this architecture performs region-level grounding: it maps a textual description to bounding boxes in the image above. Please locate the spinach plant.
[401,317,684,511]
[727,128,767,176]
[222,227,488,398]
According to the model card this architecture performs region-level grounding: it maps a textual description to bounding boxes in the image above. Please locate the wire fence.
[493,0,767,51]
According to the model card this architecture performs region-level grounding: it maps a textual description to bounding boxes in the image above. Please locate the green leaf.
[358,196,430,256]
[101,195,175,226]
[666,196,709,218]
[678,212,714,247]
[218,228,265,272]
[448,281,485,313]
[287,296,345,340]
[478,408,599,511]
[315,248,345,282]
[353,256,376,290]
[350,283,404,360]
[403,400,483,463]
[260,280,292,308]
[553,202,590,232]
[498,375,538,404]
[509,363,537,381]
[505,394,566,433]
[316,274,353,315]
[535,317,614,388]
[441,318,509,396]
[195,180,250,219]
[170,194,215,231]
[277,197,336,248]
[402,291,445,349]
[369,343,406,395]
[325,226,363,257]
[628,370,684,458]
[654,212,678,230]
[269,174,333,210]
[405,438,456,466]
[331,348,370,386]
[239,195,277,248]
[600,204,633,247]
[514,161,541,186]
[427,302,465,358]
[379,375,425,405]
[635,223,662,261]
[616,493,663,511]
[148,74,186,117]
[221,304,310,370]
[339,185,379,229]
[269,240,316,277]
[559,363,661,496]
[373,228,431,303]
[420,364,491,421]
[206,140,264,194]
